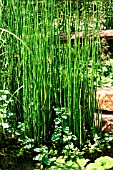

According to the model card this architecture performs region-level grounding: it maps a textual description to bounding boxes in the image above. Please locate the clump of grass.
[1,0,113,147]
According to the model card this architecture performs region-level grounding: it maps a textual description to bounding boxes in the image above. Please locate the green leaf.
[42,147,48,154]
[62,126,70,134]
[56,156,66,164]
[15,129,23,135]
[85,163,105,170]
[95,156,113,169]
[66,160,73,166]
[24,143,34,149]
[61,113,67,119]
[49,157,57,162]
[54,118,61,125]
[2,123,9,129]
[47,166,57,170]
[33,154,43,161]
[0,95,7,100]
[63,135,72,142]
[102,66,108,72]
[18,136,25,142]
[60,107,65,111]
[54,126,62,131]
[52,132,61,142]
[42,157,50,165]
[64,143,74,149]
[71,162,81,169]
[72,135,77,141]
[34,148,41,152]
[76,158,90,168]
[56,112,62,115]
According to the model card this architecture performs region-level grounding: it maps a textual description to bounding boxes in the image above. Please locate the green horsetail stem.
[1,0,110,147]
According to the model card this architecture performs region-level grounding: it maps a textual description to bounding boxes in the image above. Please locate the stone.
[96,87,113,111]
[94,112,113,134]
[96,87,113,134]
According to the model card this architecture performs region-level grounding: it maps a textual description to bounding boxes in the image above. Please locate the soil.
[0,139,35,170]
[0,154,35,170]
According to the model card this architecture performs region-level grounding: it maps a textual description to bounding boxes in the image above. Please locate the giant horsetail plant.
[1,0,113,148]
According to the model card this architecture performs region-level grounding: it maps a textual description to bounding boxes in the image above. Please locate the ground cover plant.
[1,0,113,169]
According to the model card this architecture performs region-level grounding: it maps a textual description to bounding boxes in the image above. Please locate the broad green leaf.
[33,154,43,161]
[56,156,66,164]
[85,163,104,170]
[95,156,113,169]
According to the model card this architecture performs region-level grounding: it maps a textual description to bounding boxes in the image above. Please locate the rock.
[94,112,113,134]
[102,119,113,134]
[96,87,113,134]
[96,87,113,111]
